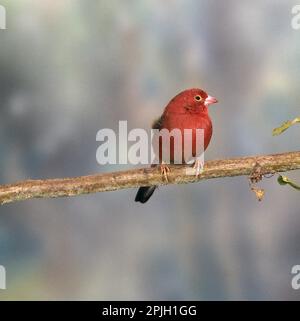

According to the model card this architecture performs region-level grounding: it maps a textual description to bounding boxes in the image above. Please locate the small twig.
[278,175,300,191]
[0,151,300,205]
[273,117,300,136]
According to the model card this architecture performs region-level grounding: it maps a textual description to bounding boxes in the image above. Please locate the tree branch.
[0,151,300,205]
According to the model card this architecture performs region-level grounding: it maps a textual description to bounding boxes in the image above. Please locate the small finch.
[135,88,218,203]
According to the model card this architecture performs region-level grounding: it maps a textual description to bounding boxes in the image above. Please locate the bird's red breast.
[153,88,217,164]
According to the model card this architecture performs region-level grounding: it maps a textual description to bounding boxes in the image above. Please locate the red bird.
[135,88,218,203]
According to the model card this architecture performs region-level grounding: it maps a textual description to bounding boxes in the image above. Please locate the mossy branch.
[0,151,300,205]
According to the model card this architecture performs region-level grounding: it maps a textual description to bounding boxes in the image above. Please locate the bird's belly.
[153,113,212,164]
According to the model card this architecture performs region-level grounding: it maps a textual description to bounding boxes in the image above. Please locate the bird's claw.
[160,162,170,182]
[193,158,204,177]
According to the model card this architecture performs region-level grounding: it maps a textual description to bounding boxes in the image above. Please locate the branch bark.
[0,151,300,205]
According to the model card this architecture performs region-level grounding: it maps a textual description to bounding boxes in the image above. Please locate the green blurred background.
[0,0,300,300]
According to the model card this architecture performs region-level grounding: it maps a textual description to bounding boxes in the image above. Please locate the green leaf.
[277,175,300,190]
[272,117,300,136]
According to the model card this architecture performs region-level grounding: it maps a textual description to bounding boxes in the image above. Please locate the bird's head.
[166,88,218,113]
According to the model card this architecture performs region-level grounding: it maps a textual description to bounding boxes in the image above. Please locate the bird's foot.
[160,162,170,182]
[193,158,204,177]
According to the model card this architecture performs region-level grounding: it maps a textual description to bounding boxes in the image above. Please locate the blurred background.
[0,0,300,300]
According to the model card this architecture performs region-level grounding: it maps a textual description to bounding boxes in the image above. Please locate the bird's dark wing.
[152,115,164,130]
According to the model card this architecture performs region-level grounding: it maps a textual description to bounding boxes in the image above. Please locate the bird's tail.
[135,186,157,204]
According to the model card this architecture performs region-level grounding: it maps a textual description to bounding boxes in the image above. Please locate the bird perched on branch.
[135,88,218,203]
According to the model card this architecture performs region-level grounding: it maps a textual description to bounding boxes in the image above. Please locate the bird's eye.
[194,95,202,102]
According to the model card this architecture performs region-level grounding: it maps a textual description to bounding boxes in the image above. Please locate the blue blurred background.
[0,0,300,300]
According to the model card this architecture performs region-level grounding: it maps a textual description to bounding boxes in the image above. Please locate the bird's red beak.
[204,95,218,107]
